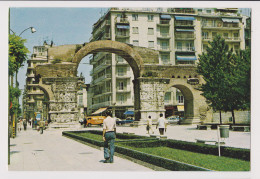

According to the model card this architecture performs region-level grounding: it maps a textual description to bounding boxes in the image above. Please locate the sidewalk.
[8,125,153,171]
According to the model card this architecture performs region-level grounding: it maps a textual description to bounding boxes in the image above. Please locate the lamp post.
[10,26,37,37]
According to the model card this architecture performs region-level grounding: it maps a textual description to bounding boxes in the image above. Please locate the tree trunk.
[15,69,18,88]
[219,110,222,124]
[232,110,235,124]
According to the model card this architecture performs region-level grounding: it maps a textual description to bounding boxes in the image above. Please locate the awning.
[92,108,107,115]
[177,56,197,61]
[175,16,195,21]
[124,111,134,115]
[176,29,195,32]
[116,25,130,29]
[222,18,239,23]
[160,14,171,20]
[177,105,184,111]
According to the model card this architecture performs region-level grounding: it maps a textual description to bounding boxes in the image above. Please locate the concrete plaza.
[9,122,250,171]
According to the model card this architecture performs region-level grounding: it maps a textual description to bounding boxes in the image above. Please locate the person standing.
[83,117,87,128]
[156,113,168,135]
[102,110,116,163]
[146,116,154,134]
[23,118,27,131]
[39,120,45,134]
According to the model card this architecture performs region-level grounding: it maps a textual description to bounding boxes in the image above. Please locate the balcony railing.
[202,37,241,41]
[168,8,195,14]
[175,21,194,26]
[175,33,195,39]
[101,33,111,40]
[115,32,130,38]
[158,20,170,25]
[175,47,195,52]
[202,22,239,28]
[158,33,170,38]
[159,46,170,51]
[115,17,129,24]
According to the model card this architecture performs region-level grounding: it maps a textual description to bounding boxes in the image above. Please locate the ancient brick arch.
[73,40,144,78]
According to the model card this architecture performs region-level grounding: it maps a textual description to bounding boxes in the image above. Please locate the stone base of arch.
[180,117,201,124]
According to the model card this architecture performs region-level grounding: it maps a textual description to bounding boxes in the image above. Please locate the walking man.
[146,116,154,134]
[102,110,116,163]
[156,113,168,135]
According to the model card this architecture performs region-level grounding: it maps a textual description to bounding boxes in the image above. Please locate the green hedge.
[115,145,210,171]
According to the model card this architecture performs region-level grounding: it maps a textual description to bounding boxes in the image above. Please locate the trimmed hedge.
[115,145,210,171]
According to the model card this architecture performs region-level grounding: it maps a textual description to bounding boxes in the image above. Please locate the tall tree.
[197,35,250,124]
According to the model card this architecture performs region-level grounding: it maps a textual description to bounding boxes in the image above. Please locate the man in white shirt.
[156,113,168,135]
[102,110,116,163]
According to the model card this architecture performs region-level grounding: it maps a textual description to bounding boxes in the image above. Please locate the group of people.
[102,112,168,164]
[17,118,27,131]
[146,113,168,135]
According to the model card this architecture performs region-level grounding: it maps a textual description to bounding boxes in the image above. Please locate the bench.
[195,139,225,145]
[232,126,250,132]
[197,125,212,130]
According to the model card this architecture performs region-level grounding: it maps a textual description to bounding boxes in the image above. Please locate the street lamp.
[10,26,37,37]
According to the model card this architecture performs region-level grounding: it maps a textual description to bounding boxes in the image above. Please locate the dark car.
[116,118,134,125]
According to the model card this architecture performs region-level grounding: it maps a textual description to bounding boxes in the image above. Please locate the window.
[160,27,169,36]
[132,27,138,34]
[117,55,124,63]
[148,41,154,48]
[164,92,171,103]
[118,81,124,90]
[117,68,125,76]
[212,20,216,27]
[178,95,184,104]
[202,32,208,39]
[233,33,239,38]
[206,10,211,14]
[161,53,170,64]
[198,9,202,12]
[133,40,139,46]
[118,94,126,104]
[148,14,154,21]
[161,40,169,50]
[177,42,182,50]
[212,32,217,38]
[148,28,154,35]
[186,42,193,51]
[132,14,138,21]
[223,33,229,39]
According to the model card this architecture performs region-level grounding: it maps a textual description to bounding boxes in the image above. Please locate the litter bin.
[219,125,229,138]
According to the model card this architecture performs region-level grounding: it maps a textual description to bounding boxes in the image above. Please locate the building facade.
[88,7,246,118]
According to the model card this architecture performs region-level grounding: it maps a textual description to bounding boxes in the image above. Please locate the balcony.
[93,74,112,84]
[115,17,129,24]
[202,37,241,42]
[27,73,35,78]
[157,33,171,39]
[91,101,112,109]
[159,46,170,52]
[115,32,130,38]
[202,22,239,29]
[157,20,170,26]
[116,87,131,93]
[175,33,195,40]
[101,33,111,40]
[168,8,195,14]
[175,21,194,27]
[93,60,111,73]
[27,99,35,103]
[175,47,195,52]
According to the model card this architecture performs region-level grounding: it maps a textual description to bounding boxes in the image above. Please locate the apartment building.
[88,7,246,119]
[24,42,49,119]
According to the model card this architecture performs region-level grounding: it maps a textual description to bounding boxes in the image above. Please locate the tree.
[9,34,29,87]
[197,35,250,124]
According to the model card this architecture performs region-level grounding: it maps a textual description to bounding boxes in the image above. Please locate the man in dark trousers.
[102,110,116,163]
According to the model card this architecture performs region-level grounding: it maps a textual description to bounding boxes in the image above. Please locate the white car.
[167,116,180,124]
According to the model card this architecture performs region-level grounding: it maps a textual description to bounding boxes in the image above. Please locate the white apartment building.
[88,7,246,118]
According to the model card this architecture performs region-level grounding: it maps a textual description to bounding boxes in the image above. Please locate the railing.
[175,21,194,26]
[115,32,130,38]
[159,46,170,51]
[168,8,195,14]
[158,20,170,25]
[176,47,195,52]
[202,37,241,41]
[202,22,239,28]
[175,33,195,39]
[158,33,170,38]
[101,33,111,40]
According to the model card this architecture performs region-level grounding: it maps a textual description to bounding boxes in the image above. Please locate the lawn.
[117,144,250,171]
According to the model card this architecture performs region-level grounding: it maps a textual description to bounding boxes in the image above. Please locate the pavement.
[8,122,250,171]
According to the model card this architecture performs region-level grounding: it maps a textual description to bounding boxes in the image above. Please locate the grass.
[67,131,250,171]
[117,144,250,171]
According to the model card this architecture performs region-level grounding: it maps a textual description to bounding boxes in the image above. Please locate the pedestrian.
[146,116,154,134]
[156,113,168,135]
[34,119,38,130]
[102,110,116,163]
[39,120,45,134]
[18,119,22,132]
[83,117,87,128]
[28,118,31,126]
[23,118,27,131]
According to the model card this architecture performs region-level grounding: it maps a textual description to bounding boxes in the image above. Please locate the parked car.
[116,118,134,125]
[167,116,180,124]
[86,116,106,127]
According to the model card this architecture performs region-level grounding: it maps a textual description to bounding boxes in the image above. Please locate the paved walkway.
[9,122,250,171]
[9,125,153,171]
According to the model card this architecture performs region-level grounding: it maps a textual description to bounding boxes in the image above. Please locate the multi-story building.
[88,7,246,118]
[24,42,50,119]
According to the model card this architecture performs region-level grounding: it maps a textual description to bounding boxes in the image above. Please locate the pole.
[217,125,221,157]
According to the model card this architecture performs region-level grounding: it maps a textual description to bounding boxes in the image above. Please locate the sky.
[10,7,108,103]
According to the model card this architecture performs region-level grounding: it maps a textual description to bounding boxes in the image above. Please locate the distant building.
[88,7,246,118]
